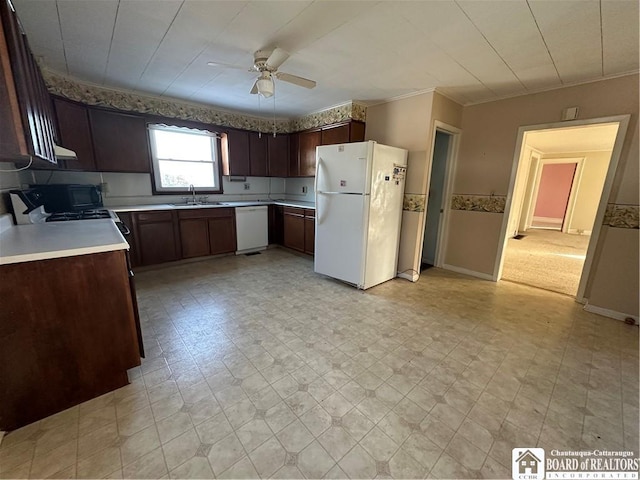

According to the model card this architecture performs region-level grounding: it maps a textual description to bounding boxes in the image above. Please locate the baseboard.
[567,229,592,235]
[584,303,639,325]
[532,216,563,225]
[397,271,419,282]
[235,246,267,255]
[442,264,494,281]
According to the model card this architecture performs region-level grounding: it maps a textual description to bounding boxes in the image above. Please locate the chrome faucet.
[189,184,196,204]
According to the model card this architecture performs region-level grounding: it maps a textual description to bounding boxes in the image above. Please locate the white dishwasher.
[235,206,269,254]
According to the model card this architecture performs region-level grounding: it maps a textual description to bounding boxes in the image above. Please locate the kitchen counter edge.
[110,200,315,212]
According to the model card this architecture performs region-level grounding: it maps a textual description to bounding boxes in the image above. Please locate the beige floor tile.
[76,446,122,479]
[122,447,168,479]
[360,427,399,462]
[378,411,413,445]
[299,404,332,437]
[29,438,77,479]
[341,408,375,442]
[276,419,314,453]
[0,440,36,474]
[389,447,427,479]
[429,452,472,479]
[156,411,194,445]
[194,412,233,445]
[223,398,256,430]
[248,436,287,477]
[207,433,245,476]
[298,440,336,478]
[169,456,214,479]
[120,425,161,466]
[77,421,119,460]
[338,444,376,479]
[236,419,273,453]
[446,433,487,471]
[318,426,357,462]
[217,456,259,479]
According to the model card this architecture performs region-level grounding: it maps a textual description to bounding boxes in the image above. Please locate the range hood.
[54,144,77,160]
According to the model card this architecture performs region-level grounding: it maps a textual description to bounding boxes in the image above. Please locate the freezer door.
[315,142,373,194]
[314,192,368,287]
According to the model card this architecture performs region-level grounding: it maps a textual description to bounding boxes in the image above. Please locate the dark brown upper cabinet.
[249,131,268,177]
[267,133,289,177]
[221,129,250,176]
[321,120,366,145]
[89,109,150,173]
[0,0,56,164]
[288,132,300,177]
[298,129,321,177]
[52,97,96,171]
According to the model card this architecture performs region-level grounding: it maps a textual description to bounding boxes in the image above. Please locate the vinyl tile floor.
[0,248,638,479]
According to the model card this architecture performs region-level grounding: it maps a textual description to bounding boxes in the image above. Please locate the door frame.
[494,114,630,303]
[420,121,461,268]
[527,157,585,232]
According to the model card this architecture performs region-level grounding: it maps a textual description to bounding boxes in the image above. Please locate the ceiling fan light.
[256,76,274,98]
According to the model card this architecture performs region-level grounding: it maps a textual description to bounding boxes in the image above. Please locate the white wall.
[285,177,315,202]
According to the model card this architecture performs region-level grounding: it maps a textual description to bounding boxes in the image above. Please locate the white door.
[314,192,368,287]
[316,142,372,194]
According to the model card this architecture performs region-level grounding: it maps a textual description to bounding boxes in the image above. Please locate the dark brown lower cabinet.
[178,208,236,258]
[269,205,284,245]
[304,209,315,255]
[0,250,141,431]
[134,210,180,266]
[283,207,305,252]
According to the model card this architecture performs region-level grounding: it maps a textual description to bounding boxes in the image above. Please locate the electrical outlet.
[100,182,110,194]
[244,183,250,190]
[302,186,307,194]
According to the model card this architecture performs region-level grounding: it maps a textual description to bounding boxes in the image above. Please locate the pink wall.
[534,163,576,219]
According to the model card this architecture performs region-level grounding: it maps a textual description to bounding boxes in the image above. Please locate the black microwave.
[29,184,103,212]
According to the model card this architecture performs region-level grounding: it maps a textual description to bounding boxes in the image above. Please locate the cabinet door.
[304,216,315,255]
[249,132,268,176]
[53,97,96,171]
[179,219,210,258]
[208,215,236,255]
[288,132,300,177]
[321,124,350,145]
[134,211,179,265]
[283,208,305,252]
[116,211,140,268]
[298,130,321,177]
[90,109,150,173]
[222,129,250,176]
[267,134,289,177]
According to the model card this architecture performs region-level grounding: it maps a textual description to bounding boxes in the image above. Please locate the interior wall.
[447,73,639,317]
[365,91,434,278]
[542,150,612,233]
[532,162,576,224]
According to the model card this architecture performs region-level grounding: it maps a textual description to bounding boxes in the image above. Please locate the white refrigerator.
[314,141,408,289]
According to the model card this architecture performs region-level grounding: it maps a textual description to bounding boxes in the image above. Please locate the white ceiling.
[12,0,640,117]
[526,123,619,153]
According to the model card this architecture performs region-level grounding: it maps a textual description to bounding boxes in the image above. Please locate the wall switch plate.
[302,186,307,194]
[244,183,250,190]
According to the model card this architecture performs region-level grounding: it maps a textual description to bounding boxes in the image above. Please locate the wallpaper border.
[43,71,365,133]
[450,194,506,213]
[604,204,639,229]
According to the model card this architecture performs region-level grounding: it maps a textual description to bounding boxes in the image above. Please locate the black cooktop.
[46,209,112,222]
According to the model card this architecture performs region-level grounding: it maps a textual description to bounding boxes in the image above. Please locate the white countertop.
[111,199,315,212]
[0,219,129,265]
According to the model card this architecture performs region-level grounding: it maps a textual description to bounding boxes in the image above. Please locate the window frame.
[148,123,223,195]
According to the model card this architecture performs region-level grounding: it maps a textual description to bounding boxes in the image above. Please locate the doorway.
[420,122,460,270]
[496,116,630,300]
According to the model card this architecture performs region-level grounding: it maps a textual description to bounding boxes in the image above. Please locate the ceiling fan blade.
[275,72,316,89]
[266,48,289,70]
[250,80,259,95]
[207,61,246,70]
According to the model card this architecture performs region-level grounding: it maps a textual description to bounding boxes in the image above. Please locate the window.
[149,124,221,193]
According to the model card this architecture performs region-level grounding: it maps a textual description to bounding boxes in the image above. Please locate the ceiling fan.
[208,47,316,98]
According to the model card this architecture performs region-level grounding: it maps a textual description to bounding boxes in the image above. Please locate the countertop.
[110,199,315,212]
[0,219,129,265]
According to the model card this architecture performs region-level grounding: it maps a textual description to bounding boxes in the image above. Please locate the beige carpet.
[502,229,590,296]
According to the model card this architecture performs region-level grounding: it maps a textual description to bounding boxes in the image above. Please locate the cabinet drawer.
[177,207,234,219]
[283,207,304,217]
[135,210,173,223]
[304,209,315,219]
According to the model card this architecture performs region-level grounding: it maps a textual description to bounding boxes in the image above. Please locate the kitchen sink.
[170,201,225,207]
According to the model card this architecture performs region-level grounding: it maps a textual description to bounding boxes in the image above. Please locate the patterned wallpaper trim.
[403,194,426,212]
[43,70,365,133]
[451,194,507,213]
[604,204,639,229]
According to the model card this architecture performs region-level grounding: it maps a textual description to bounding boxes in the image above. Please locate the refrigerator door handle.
[314,156,322,196]
[316,191,368,196]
